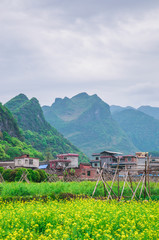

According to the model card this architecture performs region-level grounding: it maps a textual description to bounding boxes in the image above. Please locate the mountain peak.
[71,92,89,100]
[5,95,51,133]
[43,92,136,156]
[5,93,28,113]
[30,97,40,105]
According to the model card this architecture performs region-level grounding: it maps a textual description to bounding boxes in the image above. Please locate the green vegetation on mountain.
[0,103,43,160]
[5,94,88,162]
[5,94,51,133]
[0,102,22,139]
[0,131,43,160]
[43,93,137,157]
[113,109,159,152]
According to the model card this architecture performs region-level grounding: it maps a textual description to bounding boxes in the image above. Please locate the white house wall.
[68,157,78,168]
[15,158,39,168]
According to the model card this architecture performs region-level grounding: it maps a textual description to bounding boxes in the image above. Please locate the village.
[0,151,159,181]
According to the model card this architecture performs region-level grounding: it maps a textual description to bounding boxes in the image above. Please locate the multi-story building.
[136,152,148,171]
[49,153,79,169]
[90,151,137,172]
[90,151,120,169]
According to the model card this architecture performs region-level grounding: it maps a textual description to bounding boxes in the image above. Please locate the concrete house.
[0,161,15,169]
[75,163,99,180]
[90,151,120,169]
[111,155,137,171]
[14,154,39,169]
[150,157,159,170]
[136,152,148,170]
[49,153,79,169]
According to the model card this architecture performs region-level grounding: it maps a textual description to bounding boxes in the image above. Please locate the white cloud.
[0,0,159,107]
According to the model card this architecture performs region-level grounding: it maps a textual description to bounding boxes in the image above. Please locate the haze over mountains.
[1,92,159,161]
[43,93,137,157]
[137,106,159,121]
[112,109,159,152]
[43,92,159,157]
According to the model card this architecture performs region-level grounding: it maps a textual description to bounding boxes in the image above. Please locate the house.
[49,153,79,169]
[90,151,121,169]
[74,163,99,180]
[110,155,137,171]
[0,161,15,169]
[14,154,39,169]
[136,152,148,170]
[149,156,159,171]
[90,151,139,174]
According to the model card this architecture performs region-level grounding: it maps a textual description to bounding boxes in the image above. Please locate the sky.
[0,0,159,108]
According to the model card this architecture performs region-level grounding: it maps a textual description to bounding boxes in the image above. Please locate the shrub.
[32,170,41,182]
[15,168,27,181]
[25,169,33,181]
[0,167,4,174]
[9,169,18,181]
[3,169,13,182]
[36,169,47,182]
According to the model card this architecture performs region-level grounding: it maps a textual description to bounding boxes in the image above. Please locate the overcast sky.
[0,0,159,107]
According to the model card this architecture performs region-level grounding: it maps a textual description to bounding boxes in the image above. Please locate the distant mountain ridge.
[138,106,159,120]
[5,94,88,162]
[110,105,134,114]
[43,93,137,157]
[110,104,159,121]
[112,108,159,152]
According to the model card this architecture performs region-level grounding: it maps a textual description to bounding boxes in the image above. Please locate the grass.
[0,181,159,200]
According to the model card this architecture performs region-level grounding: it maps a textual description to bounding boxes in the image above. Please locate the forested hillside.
[0,103,22,139]
[0,103,43,160]
[5,94,88,162]
[43,93,137,157]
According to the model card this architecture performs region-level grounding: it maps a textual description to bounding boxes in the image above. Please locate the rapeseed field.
[0,199,158,239]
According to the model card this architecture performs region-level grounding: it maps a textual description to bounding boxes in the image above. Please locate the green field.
[0,198,159,239]
[0,181,159,200]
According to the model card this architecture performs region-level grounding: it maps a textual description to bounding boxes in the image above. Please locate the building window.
[96,157,99,160]
[18,160,21,165]
[87,171,90,176]
[95,163,97,167]
[82,173,85,175]
[29,159,33,165]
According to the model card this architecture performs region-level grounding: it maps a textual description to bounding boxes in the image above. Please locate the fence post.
[117,157,120,201]
[144,160,147,199]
